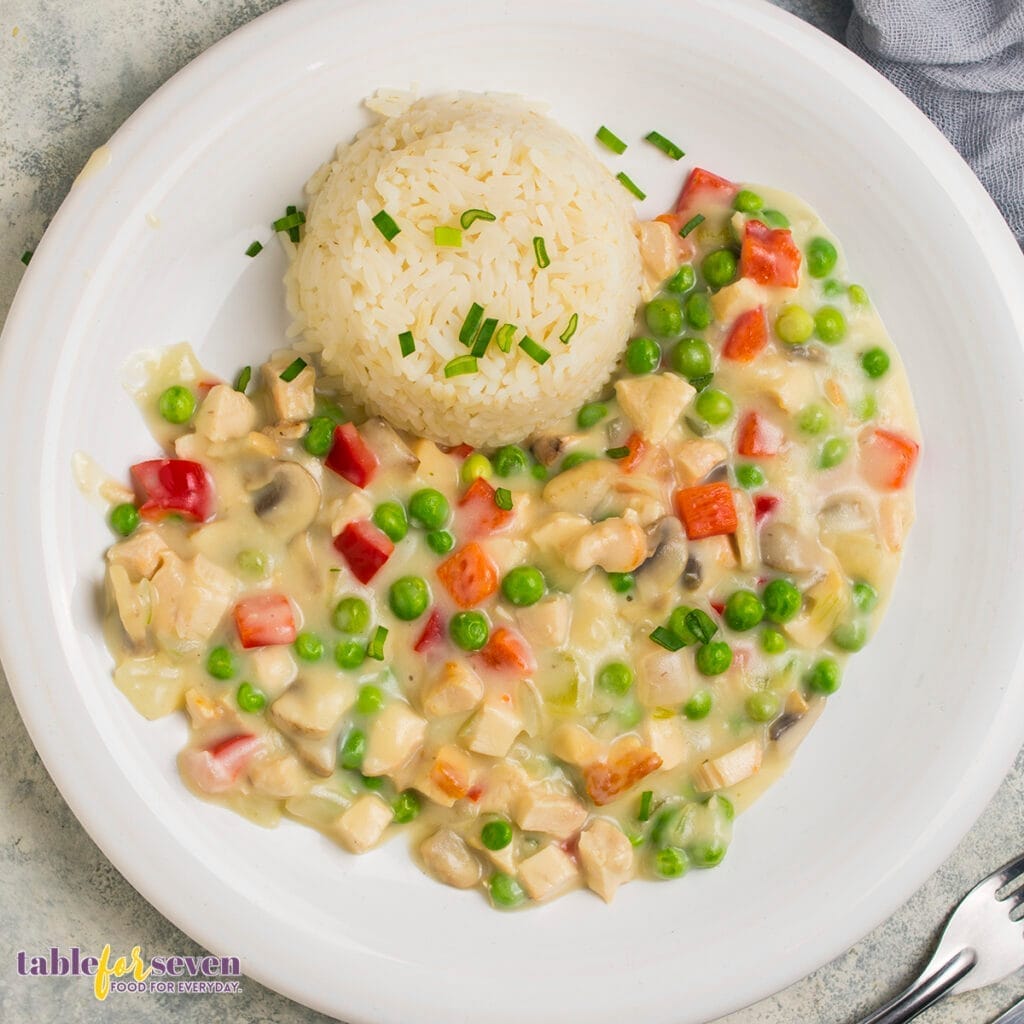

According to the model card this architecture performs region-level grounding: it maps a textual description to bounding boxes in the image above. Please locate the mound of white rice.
[285,92,642,449]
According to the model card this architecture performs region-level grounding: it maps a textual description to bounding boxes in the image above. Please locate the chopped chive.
[559,313,578,345]
[20,250,33,266]
[372,210,401,241]
[685,608,718,644]
[279,357,307,382]
[689,372,714,392]
[650,626,684,652]
[533,236,550,269]
[644,131,685,160]
[605,446,630,460]
[434,225,463,247]
[273,210,306,234]
[244,240,263,258]
[367,626,388,661]
[595,125,628,155]
[495,324,517,353]
[460,208,496,229]
[470,317,498,358]
[444,355,478,378]
[638,790,653,821]
[680,213,705,237]
[459,302,485,346]
[494,487,513,511]
[234,366,252,393]
[518,337,550,365]
[616,172,646,201]
[398,331,416,357]
[285,205,302,242]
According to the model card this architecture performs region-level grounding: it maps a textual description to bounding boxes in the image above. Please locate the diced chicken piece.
[414,744,475,807]
[194,384,257,442]
[822,529,888,585]
[462,699,524,758]
[709,276,767,323]
[291,733,341,778]
[328,490,374,536]
[230,430,280,459]
[113,654,187,719]
[184,688,230,728]
[532,512,591,553]
[270,676,355,740]
[637,219,680,282]
[485,537,531,575]
[880,494,914,553]
[731,489,759,570]
[784,568,850,648]
[467,830,518,874]
[108,564,151,646]
[759,522,822,575]
[248,753,308,798]
[362,702,428,776]
[475,762,530,815]
[578,819,634,902]
[419,829,482,889]
[694,739,764,792]
[565,516,647,573]
[359,418,419,472]
[248,645,298,699]
[615,373,695,445]
[609,474,668,527]
[753,356,820,414]
[515,594,571,649]
[584,744,662,805]
[262,421,306,442]
[411,438,456,490]
[513,785,587,839]
[641,715,688,771]
[636,648,696,707]
[262,353,315,422]
[541,460,619,518]
[421,660,484,718]
[173,432,207,461]
[333,793,393,853]
[149,553,238,648]
[517,845,578,901]
[672,439,728,484]
[106,527,171,580]
[550,723,605,766]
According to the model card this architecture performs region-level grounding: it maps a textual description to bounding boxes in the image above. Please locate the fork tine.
[994,850,1024,891]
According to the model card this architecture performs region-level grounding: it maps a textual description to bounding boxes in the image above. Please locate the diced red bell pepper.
[737,411,784,457]
[333,519,394,584]
[675,167,738,218]
[621,431,648,473]
[457,477,514,537]
[709,600,726,617]
[131,459,215,522]
[233,593,297,649]
[444,443,475,459]
[722,307,768,363]
[740,219,801,288]
[179,733,262,794]
[754,495,780,523]
[325,422,379,489]
[859,428,920,491]
[479,627,536,676]
[413,608,445,654]
[436,542,499,608]
[674,481,738,539]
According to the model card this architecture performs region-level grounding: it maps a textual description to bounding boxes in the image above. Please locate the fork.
[856,850,1024,1024]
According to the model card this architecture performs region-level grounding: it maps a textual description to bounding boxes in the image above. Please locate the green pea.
[392,791,421,823]
[597,661,634,697]
[109,503,140,537]
[819,438,849,469]
[618,701,643,729]
[849,284,870,306]
[655,847,690,879]
[822,278,846,299]
[807,657,842,695]
[577,403,608,429]
[684,690,713,720]
[763,579,802,623]
[760,628,787,654]
[607,572,634,594]
[356,684,384,715]
[746,691,780,722]
[388,576,430,621]
[303,416,335,457]
[334,639,366,670]
[797,404,829,436]
[561,451,596,471]
[450,611,489,651]
[625,337,661,374]
[645,297,685,338]
[814,305,847,344]
[689,839,728,868]
[695,388,733,426]
[206,646,236,680]
[408,488,450,530]
[832,621,868,652]
[481,819,513,851]
[716,796,736,821]
[806,237,838,279]
[373,501,408,542]
[333,596,370,634]
[760,209,790,228]
[733,189,763,213]
[294,632,324,662]
[671,336,713,379]
[735,464,765,490]
[701,249,738,289]
[361,774,384,791]
[775,304,814,345]
[684,292,714,330]
[157,385,196,424]
[426,529,455,555]
[489,872,525,909]
[236,681,266,713]
[861,347,891,379]
[493,445,528,477]
[696,641,732,676]
[858,394,878,421]
[853,581,879,613]
[339,729,366,771]
[460,453,493,483]
[530,464,548,482]
[666,264,697,293]
[501,565,545,607]
[724,590,765,631]
[237,549,268,577]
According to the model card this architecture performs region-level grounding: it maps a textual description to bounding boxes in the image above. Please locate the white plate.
[2,1,1024,1021]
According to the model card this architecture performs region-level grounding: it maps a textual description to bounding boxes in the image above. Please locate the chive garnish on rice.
[518,337,550,365]
[595,126,627,155]
[495,324,517,353]
[533,236,550,268]
[398,331,416,357]
[559,313,579,345]
[459,302,485,346]
[471,318,499,358]
[371,210,401,241]
[460,209,496,229]
[444,355,478,378]
[434,226,462,247]
[615,173,646,201]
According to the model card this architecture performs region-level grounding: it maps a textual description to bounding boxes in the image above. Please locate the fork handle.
[855,948,977,1024]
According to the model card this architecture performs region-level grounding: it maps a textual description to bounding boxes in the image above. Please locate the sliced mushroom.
[359,417,419,471]
[530,433,573,467]
[819,491,874,535]
[636,517,688,602]
[770,696,826,758]
[759,522,821,575]
[250,462,321,540]
[682,553,703,591]
[701,463,730,485]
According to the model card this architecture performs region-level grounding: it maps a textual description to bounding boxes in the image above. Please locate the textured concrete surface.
[1,2,1022,1022]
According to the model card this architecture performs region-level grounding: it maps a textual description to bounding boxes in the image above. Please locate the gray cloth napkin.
[847,0,1024,247]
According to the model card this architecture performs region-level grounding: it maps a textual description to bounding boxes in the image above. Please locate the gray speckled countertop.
[1,2,1022,1022]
